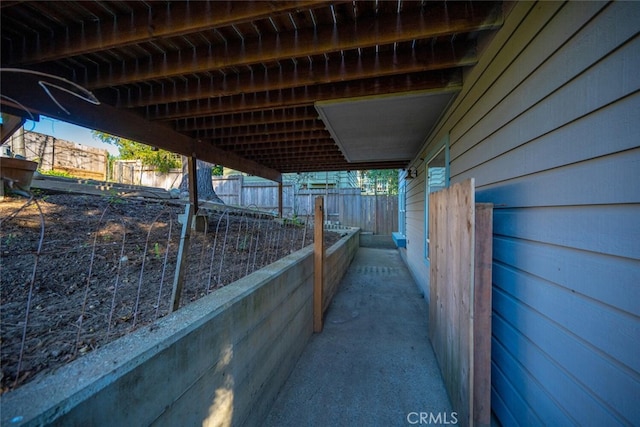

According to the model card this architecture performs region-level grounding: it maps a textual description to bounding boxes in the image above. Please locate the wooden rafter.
[212,140,335,151]
[0,69,282,182]
[0,0,503,175]
[83,2,501,89]
[191,120,326,139]
[266,160,410,173]
[211,131,330,146]
[9,1,335,65]
[104,41,476,108]
[173,107,318,131]
[150,70,462,121]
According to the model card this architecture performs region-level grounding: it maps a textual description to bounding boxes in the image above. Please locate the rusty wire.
[0,196,45,388]
[132,205,175,329]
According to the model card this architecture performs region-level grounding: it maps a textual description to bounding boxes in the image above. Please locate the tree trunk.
[179,158,224,204]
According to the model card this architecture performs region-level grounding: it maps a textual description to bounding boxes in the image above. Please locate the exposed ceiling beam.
[233,143,339,153]
[104,41,476,108]
[211,131,330,146]
[240,154,342,164]
[191,120,326,139]
[149,70,462,121]
[83,2,501,89]
[211,140,336,151]
[8,1,334,65]
[239,151,342,160]
[173,107,318,131]
[266,159,409,173]
[0,112,25,143]
[0,69,281,182]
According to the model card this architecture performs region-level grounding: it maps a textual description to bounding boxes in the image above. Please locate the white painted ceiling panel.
[315,89,459,164]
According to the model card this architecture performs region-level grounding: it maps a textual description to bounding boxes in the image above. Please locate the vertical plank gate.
[428,178,493,427]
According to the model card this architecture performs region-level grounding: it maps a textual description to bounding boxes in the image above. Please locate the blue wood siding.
[405,1,640,424]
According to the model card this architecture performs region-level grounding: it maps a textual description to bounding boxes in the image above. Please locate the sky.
[24,116,120,156]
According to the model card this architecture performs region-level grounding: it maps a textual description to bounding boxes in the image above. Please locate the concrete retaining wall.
[323,229,359,312]
[1,229,359,427]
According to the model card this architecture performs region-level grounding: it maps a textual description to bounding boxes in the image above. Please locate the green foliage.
[92,131,181,173]
[38,169,75,178]
[210,164,224,176]
[361,169,399,195]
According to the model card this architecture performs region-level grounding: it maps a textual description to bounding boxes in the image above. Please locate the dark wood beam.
[84,2,501,89]
[252,153,344,164]
[0,112,25,143]
[148,70,462,121]
[212,140,336,151]
[104,41,476,108]
[0,69,282,182]
[212,131,330,146]
[173,107,318,131]
[9,1,333,66]
[190,120,326,139]
[267,160,409,173]
[237,148,341,157]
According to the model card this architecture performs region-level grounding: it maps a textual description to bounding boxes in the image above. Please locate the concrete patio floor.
[264,246,454,426]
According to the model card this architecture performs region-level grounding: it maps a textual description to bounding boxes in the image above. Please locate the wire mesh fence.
[0,193,328,394]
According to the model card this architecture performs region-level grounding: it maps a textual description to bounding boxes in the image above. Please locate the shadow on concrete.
[264,247,453,426]
[358,232,397,249]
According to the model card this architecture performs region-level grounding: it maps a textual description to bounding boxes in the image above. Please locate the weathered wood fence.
[8,131,109,180]
[212,175,398,234]
[112,160,182,189]
[108,171,397,233]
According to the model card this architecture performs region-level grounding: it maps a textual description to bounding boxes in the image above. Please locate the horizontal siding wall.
[406,1,640,425]
[403,168,429,298]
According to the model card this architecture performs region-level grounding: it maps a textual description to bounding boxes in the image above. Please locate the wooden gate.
[428,178,493,427]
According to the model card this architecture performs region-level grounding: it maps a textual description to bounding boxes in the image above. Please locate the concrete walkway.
[264,247,453,426]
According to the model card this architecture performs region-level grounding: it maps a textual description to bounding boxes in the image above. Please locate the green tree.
[92,131,180,173]
[361,169,399,195]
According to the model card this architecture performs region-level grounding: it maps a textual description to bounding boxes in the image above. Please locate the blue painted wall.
[405,1,640,424]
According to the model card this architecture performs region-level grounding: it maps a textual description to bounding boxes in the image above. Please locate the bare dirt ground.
[0,193,341,394]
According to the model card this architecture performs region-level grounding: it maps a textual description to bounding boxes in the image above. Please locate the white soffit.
[315,89,459,163]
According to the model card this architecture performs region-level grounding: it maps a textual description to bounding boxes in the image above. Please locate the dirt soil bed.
[1,193,341,394]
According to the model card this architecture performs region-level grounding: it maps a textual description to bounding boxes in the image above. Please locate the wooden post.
[188,155,199,212]
[170,203,193,312]
[278,182,284,218]
[313,196,324,333]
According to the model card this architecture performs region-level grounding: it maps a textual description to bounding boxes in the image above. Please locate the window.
[398,177,406,236]
[424,136,449,261]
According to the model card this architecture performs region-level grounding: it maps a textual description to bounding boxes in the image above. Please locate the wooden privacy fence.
[112,160,182,189]
[212,176,398,234]
[8,131,109,180]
